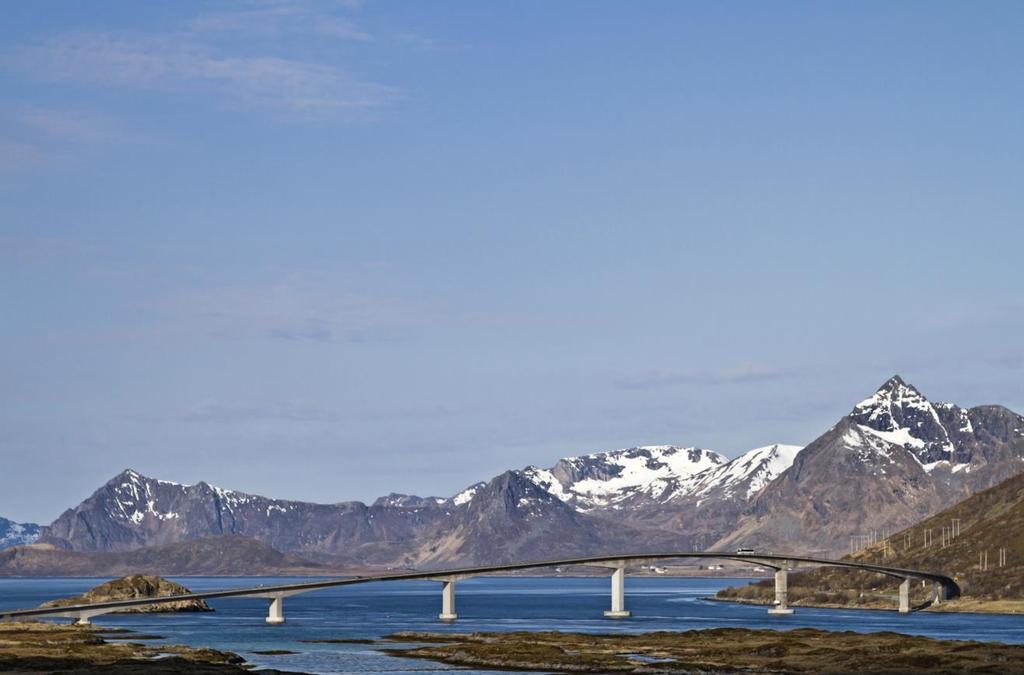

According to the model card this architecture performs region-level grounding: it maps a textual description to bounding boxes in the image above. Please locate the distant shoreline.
[0,571,770,580]
[708,594,1024,615]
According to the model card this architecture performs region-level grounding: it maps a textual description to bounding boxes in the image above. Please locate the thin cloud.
[167,279,428,344]
[191,6,371,41]
[616,364,794,390]
[180,400,466,425]
[0,234,95,260]
[0,139,48,170]
[13,106,116,143]
[11,30,394,116]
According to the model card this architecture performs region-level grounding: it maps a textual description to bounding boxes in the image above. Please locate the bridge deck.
[0,551,960,622]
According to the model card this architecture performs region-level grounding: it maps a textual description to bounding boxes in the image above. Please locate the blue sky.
[2,1,1022,523]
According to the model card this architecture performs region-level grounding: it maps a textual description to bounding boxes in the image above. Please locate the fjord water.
[3,576,1024,674]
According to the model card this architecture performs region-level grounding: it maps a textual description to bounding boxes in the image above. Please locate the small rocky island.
[382,628,1024,674]
[0,622,303,674]
[40,574,212,613]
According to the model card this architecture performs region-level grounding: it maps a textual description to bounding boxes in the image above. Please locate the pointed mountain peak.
[847,375,960,465]
[108,468,145,484]
[882,374,906,388]
[853,375,929,416]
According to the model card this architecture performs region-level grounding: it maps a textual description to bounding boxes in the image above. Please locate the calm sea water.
[3,576,1024,674]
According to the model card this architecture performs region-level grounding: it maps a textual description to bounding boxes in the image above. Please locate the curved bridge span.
[0,552,960,625]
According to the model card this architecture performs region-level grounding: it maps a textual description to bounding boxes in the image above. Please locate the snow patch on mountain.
[841,425,895,465]
[0,517,40,549]
[108,469,183,524]
[452,482,485,506]
[850,376,956,462]
[859,425,925,450]
[521,468,573,502]
[516,445,726,511]
[692,443,803,499]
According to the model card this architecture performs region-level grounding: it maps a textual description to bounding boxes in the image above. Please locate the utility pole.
[951,518,960,538]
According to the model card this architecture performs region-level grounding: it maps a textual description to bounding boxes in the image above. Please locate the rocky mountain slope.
[0,517,40,549]
[30,375,1024,567]
[718,376,1024,555]
[38,469,454,563]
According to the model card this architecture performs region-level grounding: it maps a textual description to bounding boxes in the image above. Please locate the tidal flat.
[383,627,1024,674]
[0,621,304,674]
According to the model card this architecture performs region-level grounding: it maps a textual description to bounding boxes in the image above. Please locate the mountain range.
[5,375,1023,572]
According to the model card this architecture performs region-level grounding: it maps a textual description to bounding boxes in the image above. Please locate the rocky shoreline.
[39,574,212,614]
[0,621,306,673]
[381,628,1024,674]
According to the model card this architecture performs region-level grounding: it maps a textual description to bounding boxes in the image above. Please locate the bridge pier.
[439,579,457,621]
[898,578,910,614]
[603,565,631,618]
[932,581,944,606]
[70,610,107,626]
[767,567,793,615]
[266,596,285,625]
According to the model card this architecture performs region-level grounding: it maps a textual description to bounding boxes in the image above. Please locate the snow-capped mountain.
[850,375,960,467]
[32,375,1024,565]
[39,469,454,562]
[520,445,727,511]
[849,375,1024,477]
[0,517,40,549]
[718,376,1024,555]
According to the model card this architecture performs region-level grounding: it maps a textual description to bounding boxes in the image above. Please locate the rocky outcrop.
[40,575,211,613]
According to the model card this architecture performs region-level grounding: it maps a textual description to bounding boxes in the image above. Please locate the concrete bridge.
[0,552,960,626]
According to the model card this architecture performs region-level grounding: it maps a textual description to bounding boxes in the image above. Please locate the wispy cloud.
[180,400,464,425]
[12,106,117,144]
[616,363,795,390]
[1,105,159,171]
[12,31,394,115]
[167,278,428,344]
[190,4,372,41]
[0,139,49,171]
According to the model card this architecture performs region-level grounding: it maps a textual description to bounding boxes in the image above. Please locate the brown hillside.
[718,469,1024,608]
[0,535,326,576]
